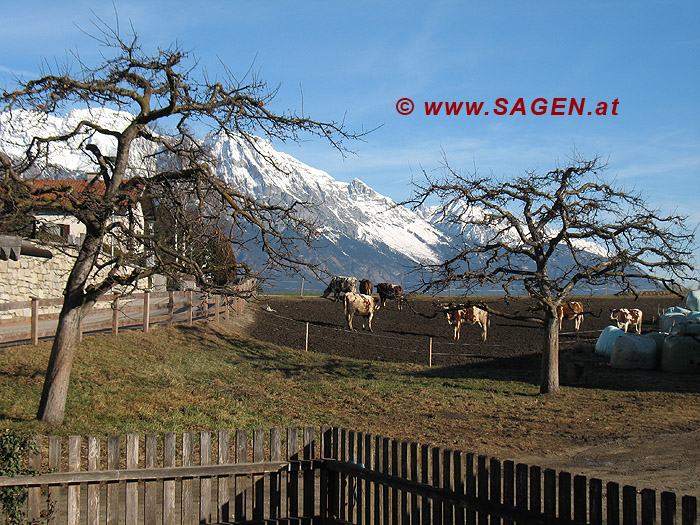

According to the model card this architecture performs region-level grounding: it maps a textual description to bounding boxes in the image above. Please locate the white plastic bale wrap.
[661,321,700,373]
[610,333,659,370]
[686,290,700,312]
[644,331,668,354]
[659,306,692,333]
[595,325,625,357]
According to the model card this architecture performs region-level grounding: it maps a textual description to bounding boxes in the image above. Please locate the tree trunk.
[540,312,560,394]
[36,233,104,424]
[36,296,83,425]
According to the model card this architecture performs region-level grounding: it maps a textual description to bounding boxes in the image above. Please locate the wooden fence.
[0,283,255,346]
[0,426,697,524]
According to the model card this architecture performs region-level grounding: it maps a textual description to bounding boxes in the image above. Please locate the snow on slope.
[0,108,155,177]
[206,133,449,265]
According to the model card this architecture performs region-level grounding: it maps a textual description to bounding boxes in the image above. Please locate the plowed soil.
[247,293,700,496]
[250,294,685,371]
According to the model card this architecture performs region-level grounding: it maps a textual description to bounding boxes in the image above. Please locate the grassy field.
[2,305,700,495]
[1,312,532,439]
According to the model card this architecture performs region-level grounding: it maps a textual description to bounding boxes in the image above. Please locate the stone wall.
[0,247,166,319]
[1,250,75,301]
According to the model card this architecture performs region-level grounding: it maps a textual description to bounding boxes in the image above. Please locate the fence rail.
[1,426,697,524]
[0,282,255,347]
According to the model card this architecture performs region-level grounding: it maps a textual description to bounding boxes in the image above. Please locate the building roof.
[30,179,149,214]
[0,235,53,260]
[32,179,107,204]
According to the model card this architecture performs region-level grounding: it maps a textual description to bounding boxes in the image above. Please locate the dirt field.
[247,293,700,496]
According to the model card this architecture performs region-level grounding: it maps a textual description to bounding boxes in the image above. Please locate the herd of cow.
[321,275,645,340]
[321,276,404,332]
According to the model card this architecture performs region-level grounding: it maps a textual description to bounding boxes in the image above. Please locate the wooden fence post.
[106,435,119,525]
[27,436,41,520]
[68,436,81,525]
[305,322,309,352]
[143,291,150,333]
[31,296,39,346]
[164,433,176,523]
[216,295,221,322]
[87,436,100,525]
[182,433,195,523]
[112,296,119,335]
[126,434,139,524]
[429,337,433,367]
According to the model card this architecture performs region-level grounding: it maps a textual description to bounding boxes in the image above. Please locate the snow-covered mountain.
[204,133,453,284]
[1,108,613,292]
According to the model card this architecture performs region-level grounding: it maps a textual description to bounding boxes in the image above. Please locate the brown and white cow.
[376,282,405,311]
[321,276,357,301]
[344,293,380,332]
[556,301,584,332]
[445,306,489,341]
[611,308,643,334]
[359,278,373,295]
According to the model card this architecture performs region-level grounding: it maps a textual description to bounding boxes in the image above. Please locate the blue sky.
[2,1,699,277]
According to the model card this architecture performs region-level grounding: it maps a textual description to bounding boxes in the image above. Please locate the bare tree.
[406,153,696,394]
[0,19,365,425]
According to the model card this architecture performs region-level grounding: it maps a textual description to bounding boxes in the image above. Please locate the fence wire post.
[305,322,309,352]
[429,337,433,367]
[168,291,174,327]
[31,296,39,346]
[143,291,150,333]
[112,296,119,335]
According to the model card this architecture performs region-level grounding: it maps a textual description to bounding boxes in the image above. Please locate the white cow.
[611,308,643,334]
[444,305,490,341]
[344,293,380,332]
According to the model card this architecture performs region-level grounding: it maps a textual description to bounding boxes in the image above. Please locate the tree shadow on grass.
[418,352,700,395]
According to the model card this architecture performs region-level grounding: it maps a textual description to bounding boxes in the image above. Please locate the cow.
[611,308,643,334]
[359,278,373,295]
[556,301,584,332]
[321,276,357,301]
[376,282,405,311]
[344,293,380,332]
[444,305,490,341]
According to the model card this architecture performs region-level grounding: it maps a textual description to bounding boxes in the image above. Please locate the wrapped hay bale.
[669,320,700,337]
[661,322,700,373]
[644,331,668,354]
[686,290,700,312]
[659,306,692,333]
[610,333,658,370]
[595,325,625,357]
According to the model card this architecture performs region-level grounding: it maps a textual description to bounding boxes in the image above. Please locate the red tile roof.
[32,179,107,201]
